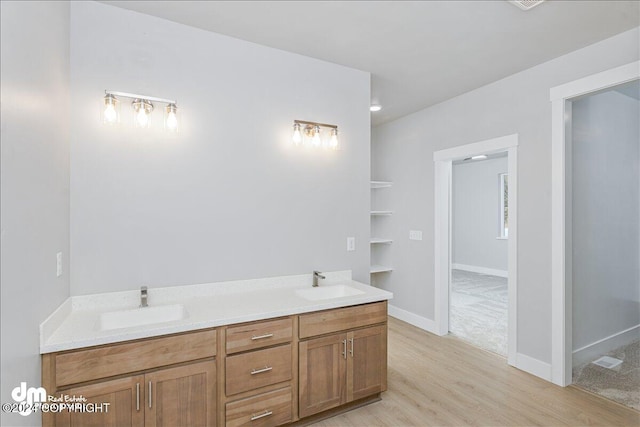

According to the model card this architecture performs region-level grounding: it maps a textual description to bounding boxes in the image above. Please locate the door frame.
[433,134,519,366]
[549,61,640,387]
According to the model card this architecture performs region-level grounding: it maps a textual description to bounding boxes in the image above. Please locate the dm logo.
[11,382,46,416]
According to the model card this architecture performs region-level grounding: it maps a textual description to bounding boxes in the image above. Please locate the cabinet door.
[298,333,347,418]
[347,325,387,402]
[54,375,144,427]
[145,360,216,427]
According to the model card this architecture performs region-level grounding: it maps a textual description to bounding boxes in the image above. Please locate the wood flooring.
[310,317,640,426]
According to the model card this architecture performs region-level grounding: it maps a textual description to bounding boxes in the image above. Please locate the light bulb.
[132,99,153,128]
[103,94,119,125]
[166,111,177,130]
[292,123,302,145]
[312,125,321,147]
[329,128,339,150]
[137,107,149,127]
[104,104,117,123]
[165,103,178,131]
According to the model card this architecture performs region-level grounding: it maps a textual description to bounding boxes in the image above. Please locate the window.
[500,173,509,238]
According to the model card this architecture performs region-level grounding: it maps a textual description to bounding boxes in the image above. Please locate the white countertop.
[40,271,393,354]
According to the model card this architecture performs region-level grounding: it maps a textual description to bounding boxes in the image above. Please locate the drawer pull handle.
[349,337,354,357]
[251,333,274,340]
[342,339,347,359]
[250,410,273,421]
[250,366,273,375]
[136,383,140,411]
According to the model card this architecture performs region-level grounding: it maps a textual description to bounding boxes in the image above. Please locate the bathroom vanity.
[40,272,392,426]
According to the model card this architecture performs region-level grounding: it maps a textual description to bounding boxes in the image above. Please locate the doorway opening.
[550,61,640,392]
[433,134,518,366]
[552,77,639,410]
[450,153,509,356]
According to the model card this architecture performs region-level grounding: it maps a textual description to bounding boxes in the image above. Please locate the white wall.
[70,2,371,295]
[571,89,640,353]
[1,2,70,426]
[452,157,508,273]
[372,27,640,365]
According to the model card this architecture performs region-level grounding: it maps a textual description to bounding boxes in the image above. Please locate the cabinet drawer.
[226,386,292,427]
[299,301,387,339]
[226,344,292,396]
[226,317,292,354]
[55,329,216,387]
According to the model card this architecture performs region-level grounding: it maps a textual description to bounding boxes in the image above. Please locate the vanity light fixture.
[102,90,179,131]
[291,120,339,150]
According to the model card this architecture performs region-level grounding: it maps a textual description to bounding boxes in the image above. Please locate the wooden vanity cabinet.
[298,302,387,419]
[42,329,217,427]
[43,300,388,426]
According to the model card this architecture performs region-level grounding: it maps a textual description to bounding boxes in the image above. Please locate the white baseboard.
[572,324,640,367]
[451,263,508,278]
[388,304,439,335]
[515,352,552,381]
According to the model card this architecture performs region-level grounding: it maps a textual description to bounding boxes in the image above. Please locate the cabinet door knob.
[250,410,273,421]
[250,366,273,375]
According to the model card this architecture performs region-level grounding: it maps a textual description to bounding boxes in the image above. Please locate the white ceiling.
[101,1,639,126]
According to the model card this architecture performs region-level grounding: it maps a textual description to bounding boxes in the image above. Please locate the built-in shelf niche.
[370,180,393,277]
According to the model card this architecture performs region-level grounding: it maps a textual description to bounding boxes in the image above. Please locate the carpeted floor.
[572,339,640,411]
[449,269,508,356]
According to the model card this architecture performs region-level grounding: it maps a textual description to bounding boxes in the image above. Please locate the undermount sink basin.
[99,304,187,331]
[295,285,365,301]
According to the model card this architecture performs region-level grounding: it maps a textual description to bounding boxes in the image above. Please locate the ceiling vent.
[508,0,545,11]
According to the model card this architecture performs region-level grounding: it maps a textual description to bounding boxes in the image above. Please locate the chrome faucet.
[313,271,326,287]
[140,286,148,307]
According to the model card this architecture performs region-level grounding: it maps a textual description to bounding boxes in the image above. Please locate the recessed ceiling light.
[464,154,488,161]
[370,105,382,112]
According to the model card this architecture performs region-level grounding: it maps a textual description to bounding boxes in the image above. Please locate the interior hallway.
[310,317,640,427]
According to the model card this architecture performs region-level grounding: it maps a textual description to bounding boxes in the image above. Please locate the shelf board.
[370,238,393,244]
[370,265,393,274]
[370,211,393,216]
[371,181,392,189]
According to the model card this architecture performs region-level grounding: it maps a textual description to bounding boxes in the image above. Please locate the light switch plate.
[56,252,62,277]
[409,230,423,241]
[347,237,356,251]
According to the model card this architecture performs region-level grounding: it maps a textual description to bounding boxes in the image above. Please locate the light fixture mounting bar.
[105,90,176,105]
[294,119,337,129]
